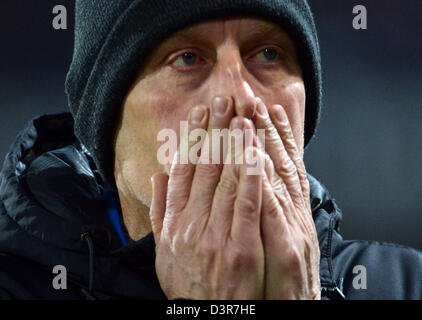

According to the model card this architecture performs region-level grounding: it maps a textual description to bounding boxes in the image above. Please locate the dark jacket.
[0,113,421,300]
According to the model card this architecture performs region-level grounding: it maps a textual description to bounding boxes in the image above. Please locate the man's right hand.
[149,96,266,300]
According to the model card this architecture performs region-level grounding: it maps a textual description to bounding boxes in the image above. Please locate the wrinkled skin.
[114,17,320,299]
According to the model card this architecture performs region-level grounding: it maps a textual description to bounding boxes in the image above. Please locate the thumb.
[149,173,169,246]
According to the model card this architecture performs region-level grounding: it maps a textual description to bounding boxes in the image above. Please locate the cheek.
[129,81,200,168]
[145,91,194,145]
[132,83,174,121]
[129,81,182,136]
[284,81,306,124]
[115,86,184,203]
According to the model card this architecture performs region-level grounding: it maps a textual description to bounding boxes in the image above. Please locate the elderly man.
[0,0,421,300]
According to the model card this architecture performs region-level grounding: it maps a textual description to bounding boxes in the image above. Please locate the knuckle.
[277,187,292,205]
[284,137,299,154]
[180,219,207,249]
[275,157,297,177]
[180,229,196,249]
[198,239,218,259]
[291,194,305,208]
[170,163,191,178]
[280,126,295,143]
[229,246,255,269]
[264,154,276,178]
[166,191,187,209]
[171,233,186,255]
[161,223,173,245]
[264,201,280,220]
[266,126,281,145]
[285,246,302,272]
[272,177,285,195]
[235,195,259,217]
[217,176,237,194]
[195,163,221,178]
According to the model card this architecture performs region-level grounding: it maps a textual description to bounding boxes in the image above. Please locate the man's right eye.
[171,52,204,68]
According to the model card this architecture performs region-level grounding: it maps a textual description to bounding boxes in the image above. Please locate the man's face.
[114,16,305,208]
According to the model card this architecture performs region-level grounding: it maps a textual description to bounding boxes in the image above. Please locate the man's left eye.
[251,48,281,63]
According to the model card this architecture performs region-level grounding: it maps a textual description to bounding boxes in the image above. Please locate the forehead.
[155,16,292,51]
[170,17,289,40]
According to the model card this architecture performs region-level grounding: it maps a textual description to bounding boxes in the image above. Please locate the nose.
[207,45,257,119]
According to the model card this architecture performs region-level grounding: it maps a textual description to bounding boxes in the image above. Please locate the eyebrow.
[174,21,287,44]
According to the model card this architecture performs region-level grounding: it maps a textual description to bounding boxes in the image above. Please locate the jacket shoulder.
[332,238,422,299]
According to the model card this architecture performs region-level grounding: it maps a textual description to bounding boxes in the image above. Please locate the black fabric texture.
[65,0,322,189]
[0,113,421,299]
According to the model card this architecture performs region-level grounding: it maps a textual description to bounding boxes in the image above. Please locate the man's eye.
[172,52,201,68]
[252,48,281,63]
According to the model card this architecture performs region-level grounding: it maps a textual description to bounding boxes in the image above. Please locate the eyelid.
[246,44,285,63]
[166,44,285,70]
[167,48,207,67]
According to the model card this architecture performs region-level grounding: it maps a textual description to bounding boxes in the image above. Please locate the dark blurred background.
[1,1,421,248]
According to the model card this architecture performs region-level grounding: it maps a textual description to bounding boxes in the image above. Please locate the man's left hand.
[252,97,321,300]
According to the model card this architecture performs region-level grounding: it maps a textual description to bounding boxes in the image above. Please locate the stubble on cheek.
[141,91,186,174]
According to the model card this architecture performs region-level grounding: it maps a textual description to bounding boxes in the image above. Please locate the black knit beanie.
[65,0,322,189]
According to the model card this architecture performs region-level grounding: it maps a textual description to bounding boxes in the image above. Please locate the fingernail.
[212,97,229,116]
[230,116,244,130]
[243,118,254,130]
[255,97,267,117]
[190,106,205,124]
[274,105,286,123]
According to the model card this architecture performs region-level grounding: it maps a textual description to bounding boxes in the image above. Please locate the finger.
[206,116,244,237]
[231,146,264,243]
[167,105,208,214]
[244,119,295,220]
[243,119,268,177]
[208,96,234,131]
[267,104,311,210]
[261,167,288,248]
[186,96,234,217]
[261,157,318,300]
[149,173,169,246]
[206,96,235,170]
[264,149,314,238]
[260,163,303,300]
[253,97,305,210]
